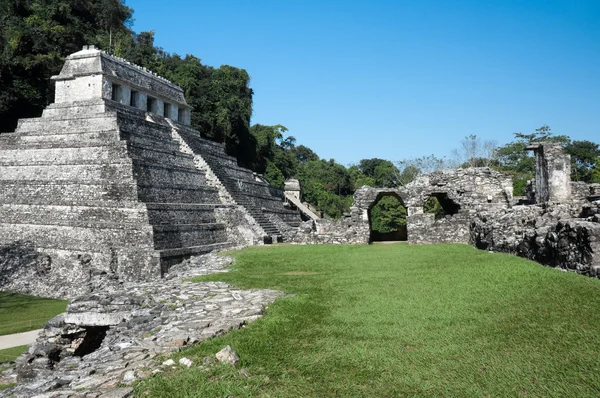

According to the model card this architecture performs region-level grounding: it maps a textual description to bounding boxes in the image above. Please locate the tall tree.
[296,159,354,218]
[0,0,133,132]
[451,134,498,168]
[356,158,401,188]
[564,140,600,183]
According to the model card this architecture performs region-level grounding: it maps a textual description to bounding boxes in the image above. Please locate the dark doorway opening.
[74,326,109,357]
[424,193,460,220]
[368,193,407,242]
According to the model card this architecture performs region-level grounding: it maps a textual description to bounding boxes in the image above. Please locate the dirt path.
[0,329,42,350]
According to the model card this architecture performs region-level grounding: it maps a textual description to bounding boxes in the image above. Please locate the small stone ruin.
[280,143,599,275]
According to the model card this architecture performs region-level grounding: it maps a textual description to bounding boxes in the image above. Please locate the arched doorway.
[368,193,408,243]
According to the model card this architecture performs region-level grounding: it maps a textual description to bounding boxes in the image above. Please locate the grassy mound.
[131,243,600,396]
[0,292,67,336]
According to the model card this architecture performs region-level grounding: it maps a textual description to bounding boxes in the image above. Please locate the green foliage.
[370,195,406,232]
[296,159,354,218]
[564,140,600,183]
[0,0,133,131]
[292,144,319,163]
[0,292,67,335]
[423,196,446,220]
[249,123,298,185]
[137,244,600,397]
[348,165,375,190]
[264,160,285,190]
[357,158,401,187]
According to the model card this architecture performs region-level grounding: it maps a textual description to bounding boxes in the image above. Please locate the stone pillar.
[284,179,301,200]
[137,92,148,111]
[156,99,164,116]
[526,143,571,203]
[169,104,178,121]
[117,86,131,106]
[182,109,191,125]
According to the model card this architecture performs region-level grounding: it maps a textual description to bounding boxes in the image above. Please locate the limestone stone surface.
[0,253,284,397]
[0,46,303,288]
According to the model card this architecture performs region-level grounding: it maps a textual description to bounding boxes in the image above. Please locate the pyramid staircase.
[0,100,230,278]
[172,125,302,243]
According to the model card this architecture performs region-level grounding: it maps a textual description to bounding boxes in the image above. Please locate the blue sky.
[126,0,600,166]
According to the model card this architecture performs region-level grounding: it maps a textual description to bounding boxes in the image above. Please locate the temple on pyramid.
[0,45,301,282]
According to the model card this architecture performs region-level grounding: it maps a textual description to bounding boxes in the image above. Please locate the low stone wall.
[470,202,600,275]
[267,212,368,245]
[408,212,472,244]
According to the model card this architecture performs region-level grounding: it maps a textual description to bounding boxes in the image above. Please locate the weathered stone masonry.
[0,46,301,295]
[281,145,599,275]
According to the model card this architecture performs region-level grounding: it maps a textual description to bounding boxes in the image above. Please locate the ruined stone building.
[282,142,599,276]
[1,46,599,299]
[0,46,301,295]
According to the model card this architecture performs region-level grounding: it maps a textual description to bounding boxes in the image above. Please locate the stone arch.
[367,191,408,243]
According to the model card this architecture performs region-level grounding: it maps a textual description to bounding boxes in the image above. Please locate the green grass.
[0,345,27,391]
[0,345,27,363]
[136,243,600,397]
[0,292,67,336]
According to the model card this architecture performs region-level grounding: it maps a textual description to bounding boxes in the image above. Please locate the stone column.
[118,86,131,106]
[526,143,571,203]
[156,99,165,116]
[168,104,178,121]
[137,92,148,111]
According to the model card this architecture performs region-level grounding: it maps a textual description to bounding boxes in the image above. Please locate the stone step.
[117,116,173,141]
[41,101,109,118]
[132,160,209,187]
[126,142,195,168]
[0,143,130,166]
[0,130,122,148]
[137,184,220,204]
[0,162,134,182]
[158,242,232,270]
[0,222,154,251]
[121,130,180,152]
[152,223,228,250]
[16,114,118,134]
[0,202,221,227]
[0,181,140,204]
[175,128,228,152]
[146,203,219,225]
[0,203,149,225]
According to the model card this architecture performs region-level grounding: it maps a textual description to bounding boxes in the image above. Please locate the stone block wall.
[471,202,600,275]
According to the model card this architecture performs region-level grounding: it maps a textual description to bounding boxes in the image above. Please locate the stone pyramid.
[0,46,230,281]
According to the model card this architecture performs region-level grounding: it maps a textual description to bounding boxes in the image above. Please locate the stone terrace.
[0,46,302,290]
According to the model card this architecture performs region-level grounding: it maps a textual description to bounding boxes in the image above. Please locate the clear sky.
[126,0,600,166]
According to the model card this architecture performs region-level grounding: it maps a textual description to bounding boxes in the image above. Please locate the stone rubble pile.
[471,200,600,275]
[0,253,284,398]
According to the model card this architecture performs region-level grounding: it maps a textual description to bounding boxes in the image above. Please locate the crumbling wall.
[471,203,600,275]
[281,168,512,245]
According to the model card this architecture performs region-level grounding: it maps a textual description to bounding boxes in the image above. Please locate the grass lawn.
[0,345,28,363]
[132,243,600,396]
[0,292,68,336]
